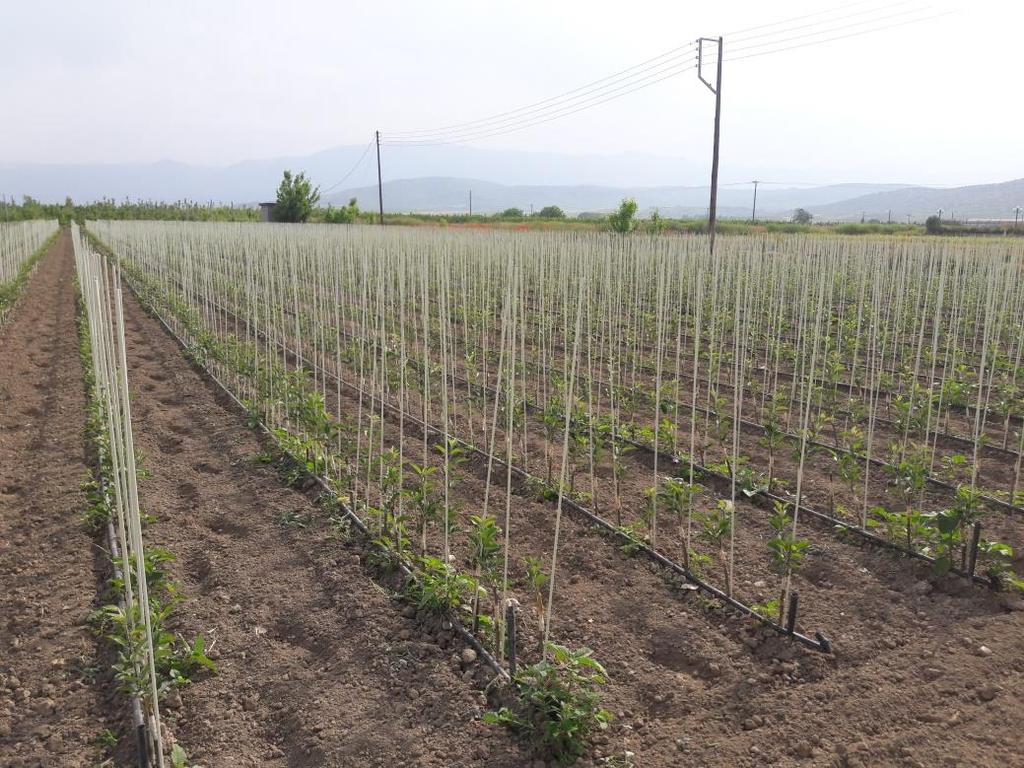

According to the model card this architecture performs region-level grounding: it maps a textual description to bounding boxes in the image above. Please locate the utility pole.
[469,189,473,217]
[750,180,760,223]
[1014,206,1022,230]
[887,209,892,224]
[697,36,723,254]
[375,129,384,225]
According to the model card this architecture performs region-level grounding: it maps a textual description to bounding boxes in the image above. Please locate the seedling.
[695,500,733,585]
[405,461,441,555]
[467,512,502,636]
[409,555,476,616]
[767,500,810,622]
[485,642,611,764]
[524,555,550,645]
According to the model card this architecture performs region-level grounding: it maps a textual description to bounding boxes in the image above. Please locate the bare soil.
[0,232,117,767]
[180,281,1024,766]
[117,278,525,766]
[3,237,1023,768]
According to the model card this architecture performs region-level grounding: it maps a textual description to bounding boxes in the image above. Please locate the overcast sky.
[2,0,1020,187]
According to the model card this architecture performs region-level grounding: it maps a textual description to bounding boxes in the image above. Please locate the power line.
[385,45,697,141]
[382,2,949,148]
[381,62,698,146]
[727,0,920,45]
[319,139,375,194]
[700,4,942,63]
[723,0,881,38]
[725,9,953,62]
[383,0,933,141]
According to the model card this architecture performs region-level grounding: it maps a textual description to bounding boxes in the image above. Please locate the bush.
[925,215,943,235]
[536,206,566,219]
[608,198,637,233]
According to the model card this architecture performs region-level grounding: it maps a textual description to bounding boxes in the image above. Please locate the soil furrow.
[117,281,525,767]
[0,231,115,767]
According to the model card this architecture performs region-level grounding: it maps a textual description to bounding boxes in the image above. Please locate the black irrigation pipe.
[275,305,1024,512]
[181,280,1024,509]
[618,434,994,589]
[119,254,1004,649]
[145,276,836,655]
[183,282,997,611]
[116,269,511,685]
[265,339,835,654]
[340,341,1003,591]
[391,349,998,592]
[170,282,1008,594]
[600,374,1024,515]
[550,343,1022,463]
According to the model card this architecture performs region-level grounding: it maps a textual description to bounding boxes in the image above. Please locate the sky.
[1,0,1021,187]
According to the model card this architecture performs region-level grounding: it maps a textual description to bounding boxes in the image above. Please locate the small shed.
[259,202,276,222]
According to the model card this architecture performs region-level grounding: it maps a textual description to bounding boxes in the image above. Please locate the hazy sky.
[2,0,1021,186]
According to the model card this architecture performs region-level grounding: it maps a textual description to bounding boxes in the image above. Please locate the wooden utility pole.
[750,179,760,223]
[375,130,384,225]
[697,37,723,254]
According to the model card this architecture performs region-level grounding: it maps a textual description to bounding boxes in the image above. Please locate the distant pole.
[907,214,912,225]
[1014,206,1022,230]
[887,209,891,223]
[375,130,384,225]
[469,189,473,217]
[697,36,723,254]
[937,208,943,223]
[750,180,760,223]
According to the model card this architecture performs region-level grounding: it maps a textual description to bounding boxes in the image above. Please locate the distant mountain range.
[329,177,1024,222]
[326,178,914,219]
[1,143,1021,221]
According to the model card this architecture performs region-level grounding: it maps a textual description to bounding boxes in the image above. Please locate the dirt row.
[209,300,1024,767]
[116,268,531,766]
[0,232,116,767]
[6,235,1022,767]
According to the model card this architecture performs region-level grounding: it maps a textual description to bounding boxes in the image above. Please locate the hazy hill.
[808,178,1024,221]
[326,177,911,217]
[1,142,1019,221]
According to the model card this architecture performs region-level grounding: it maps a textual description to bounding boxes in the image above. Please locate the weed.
[277,510,312,528]
[485,642,611,764]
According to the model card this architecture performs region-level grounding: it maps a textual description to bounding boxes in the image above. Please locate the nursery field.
[3,221,1024,767]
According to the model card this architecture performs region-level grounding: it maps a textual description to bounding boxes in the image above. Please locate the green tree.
[925,215,942,234]
[608,198,638,233]
[274,170,320,223]
[500,207,525,219]
[323,197,360,224]
[792,208,813,225]
[536,205,565,219]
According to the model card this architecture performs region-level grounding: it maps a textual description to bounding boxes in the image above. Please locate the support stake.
[505,601,518,678]
[785,591,799,635]
[966,522,982,577]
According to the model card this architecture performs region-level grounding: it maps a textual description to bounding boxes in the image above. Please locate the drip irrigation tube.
[117,269,510,684]
[127,267,834,654]
[252,332,836,654]
[163,278,1003,595]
